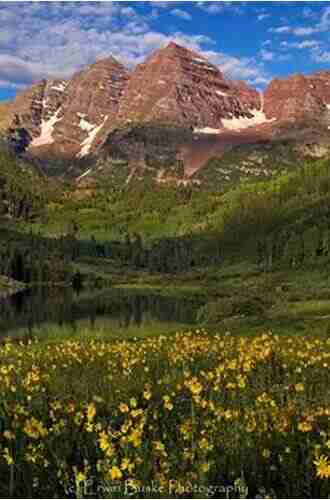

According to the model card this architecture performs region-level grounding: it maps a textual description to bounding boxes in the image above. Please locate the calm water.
[0,286,205,336]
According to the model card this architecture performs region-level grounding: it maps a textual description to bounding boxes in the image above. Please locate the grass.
[0,329,329,498]
[4,321,190,346]
[1,142,330,497]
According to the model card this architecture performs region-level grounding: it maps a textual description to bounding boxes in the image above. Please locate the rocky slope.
[28,57,129,160]
[264,71,330,121]
[0,58,129,161]
[1,42,330,186]
[116,42,262,129]
[0,43,264,161]
[2,79,68,153]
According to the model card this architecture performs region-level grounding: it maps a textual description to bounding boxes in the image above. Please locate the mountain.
[33,57,129,160]
[264,71,330,121]
[116,42,261,128]
[1,57,129,162]
[1,42,330,187]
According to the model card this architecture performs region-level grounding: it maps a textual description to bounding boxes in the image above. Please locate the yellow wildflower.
[87,402,96,421]
[23,417,48,439]
[143,386,152,400]
[130,397,137,408]
[3,430,15,440]
[200,462,210,473]
[314,455,330,479]
[119,403,129,413]
[128,429,142,447]
[298,421,313,433]
[3,447,14,465]
[75,471,86,484]
[110,466,123,480]
[163,395,174,411]
[121,458,134,473]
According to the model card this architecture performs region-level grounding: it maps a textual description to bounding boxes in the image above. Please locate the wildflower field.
[0,330,329,498]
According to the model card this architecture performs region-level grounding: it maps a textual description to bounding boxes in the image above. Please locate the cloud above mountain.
[0,1,330,98]
[0,1,270,91]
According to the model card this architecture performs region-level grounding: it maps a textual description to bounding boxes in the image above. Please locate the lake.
[0,286,205,337]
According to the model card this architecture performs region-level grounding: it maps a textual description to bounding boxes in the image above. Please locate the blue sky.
[1,1,330,101]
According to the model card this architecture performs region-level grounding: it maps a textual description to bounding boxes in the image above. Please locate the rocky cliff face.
[2,42,330,183]
[264,72,330,121]
[1,42,262,162]
[28,57,129,159]
[116,42,261,130]
[1,82,46,140]
[48,57,129,158]
[1,57,128,160]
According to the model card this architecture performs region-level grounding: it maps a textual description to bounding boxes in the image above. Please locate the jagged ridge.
[1,42,330,185]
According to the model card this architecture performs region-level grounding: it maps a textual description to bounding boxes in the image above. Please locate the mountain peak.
[166,41,181,49]
[90,55,126,70]
[116,40,260,129]
[162,41,208,61]
[4,41,330,174]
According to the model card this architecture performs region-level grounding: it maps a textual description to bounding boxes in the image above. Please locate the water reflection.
[0,286,204,336]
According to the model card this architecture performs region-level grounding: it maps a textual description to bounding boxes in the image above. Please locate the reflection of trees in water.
[0,288,203,335]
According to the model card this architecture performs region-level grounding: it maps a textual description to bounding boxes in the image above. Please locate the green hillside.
[2,137,330,333]
[29,154,330,264]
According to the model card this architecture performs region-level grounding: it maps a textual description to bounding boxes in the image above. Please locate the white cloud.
[0,54,60,85]
[257,13,270,22]
[270,5,330,38]
[202,50,270,86]
[319,6,330,31]
[197,2,224,15]
[259,49,274,61]
[0,2,270,90]
[148,2,172,9]
[269,26,291,34]
[292,26,317,36]
[197,1,244,15]
[171,8,192,21]
[284,40,320,50]
[312,50,330,63]
[301,7,316,20]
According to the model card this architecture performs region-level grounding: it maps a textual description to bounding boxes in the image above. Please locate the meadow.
[0,328,329,498]
[1,134,330,498]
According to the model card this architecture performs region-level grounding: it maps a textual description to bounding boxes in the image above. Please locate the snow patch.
[194,127,221,134]
[77,115,108,158]
[194,107,275,135]
[193,58,208,64]
[79,117,95,132]
[216,90,228,97]
[222,109,275,131]
[192,58,216,70]
[51,82,67,92]
[77,168,92,181]
[30,109,62,148]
